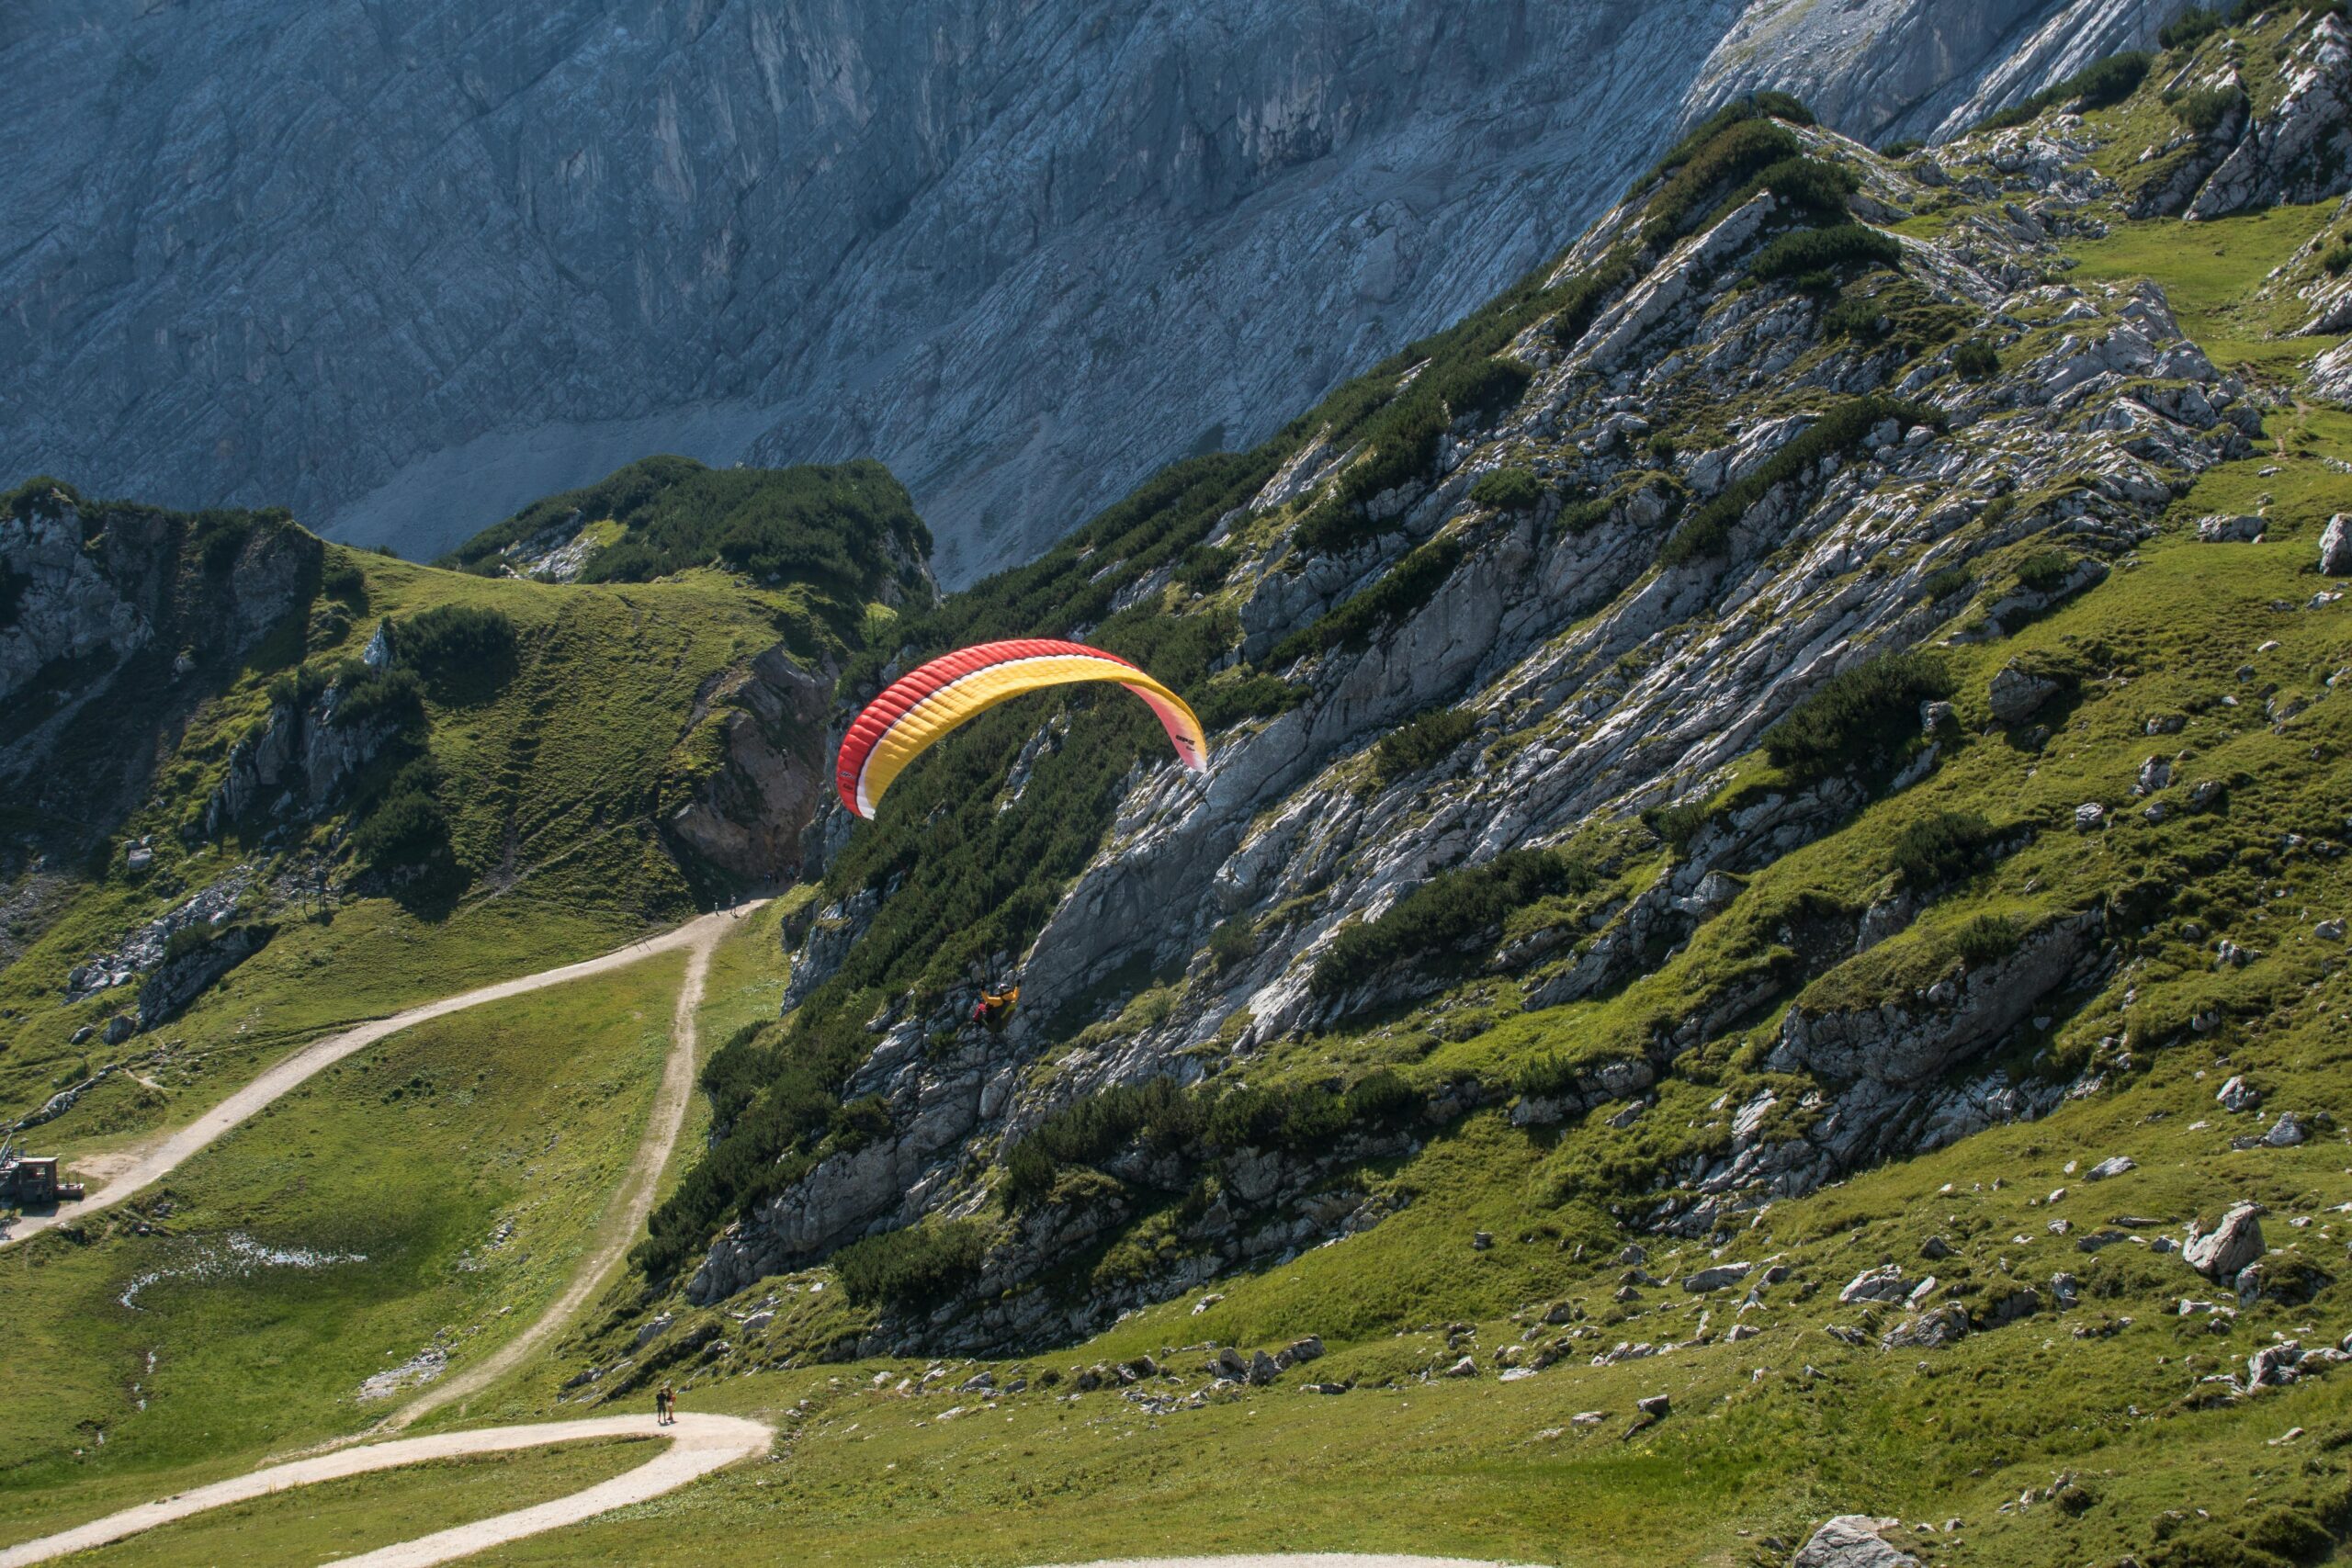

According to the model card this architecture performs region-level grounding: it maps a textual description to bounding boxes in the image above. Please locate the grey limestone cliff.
[2,0,2195,585]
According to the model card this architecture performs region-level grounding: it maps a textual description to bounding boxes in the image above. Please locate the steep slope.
[0,0,2199,584]
[638,4,2352,1395]
[0,458,921,1171]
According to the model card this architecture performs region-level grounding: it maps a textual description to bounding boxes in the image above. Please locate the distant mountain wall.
[0,0,2190,584]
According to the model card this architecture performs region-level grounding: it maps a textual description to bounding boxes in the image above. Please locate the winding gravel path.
[381,910,741,1432]
[0,906,1526,1567]
[1038,1560,1532,1567]
[3,906,755,1247]
[0,1414,772,1568]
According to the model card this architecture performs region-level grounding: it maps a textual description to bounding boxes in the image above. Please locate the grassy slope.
[0,953,683,1536]
[14,28,2352,1568]
[475,58,2352,1568]
[0,546,831,1181]
[49,1439,650,1568]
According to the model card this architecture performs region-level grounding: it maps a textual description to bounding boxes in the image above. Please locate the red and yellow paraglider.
[834,638,1209,819]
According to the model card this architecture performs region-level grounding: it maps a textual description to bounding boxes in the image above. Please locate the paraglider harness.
[972,985,1020,1031]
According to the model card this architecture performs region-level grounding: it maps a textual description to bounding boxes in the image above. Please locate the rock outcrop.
[690,56,2299,1335]
[662,648,833,886]
[1,487,318,850]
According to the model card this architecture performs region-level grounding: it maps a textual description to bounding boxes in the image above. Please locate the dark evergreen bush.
[1372,708,1478,784]
[832,1220,989,1308]
[1470,468,1544,513]
[1310,849,1592,995]
[1760,651,1952,782]
[1952,338,2002,378]
[1748,223,1903,282]
[1890,811,2002,889]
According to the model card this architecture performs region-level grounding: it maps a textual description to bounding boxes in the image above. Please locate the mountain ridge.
[2,0,2199,585]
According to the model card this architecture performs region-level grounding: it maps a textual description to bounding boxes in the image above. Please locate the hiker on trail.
[657,1382,674,1425]
[972,985,1020,1031]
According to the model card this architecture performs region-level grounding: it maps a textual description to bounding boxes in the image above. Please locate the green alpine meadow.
[9,6,2352,1566]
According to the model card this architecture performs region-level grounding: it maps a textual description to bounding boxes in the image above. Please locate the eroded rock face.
[0,1,2200,585]
[2187,15,2352,218]
[687,22,2322,1333]
[1690,0,2198,150]
[200,682,403,840]
[1770,910,2106,1088]
[664,649,832,885]
[2321,514,2352,576]
[2,492,318,846]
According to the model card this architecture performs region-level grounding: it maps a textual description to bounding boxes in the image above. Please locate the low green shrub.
[1311,849,1593,995]
[2016,549,2076,593]
[2173,84,2245,134]
[1558,495,1613,535]
[1890,811,2003,889]
[832,1220,989,1308]
[1951,338,2002,378]
[327,663,424,732]
[1645,800,1714,855]
[321,559,368,605]
[1918,564,1975,603]
[1207,1081,1347,1152]
[1749,223,1903,282]
[1760,651,1953,783]
[1823,292,1890,342]
[1194,673,1307,730]
[1372,707,1478,784]
[2160,6,2224,50]
[1206,919,1256,974]
[2324,241,2352,277]
[1470,467,1544,513]
[400,604,514,690]
[350,757,447,873]
[1177,543,1237,592]
[1952,912,2024,965]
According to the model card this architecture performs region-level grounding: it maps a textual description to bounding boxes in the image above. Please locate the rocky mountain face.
[2,0,2195,586]
[662,7,2352,1360]
[1,484,320,854]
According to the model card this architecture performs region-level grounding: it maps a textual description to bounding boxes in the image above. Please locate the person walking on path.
[656,1382,674,1426]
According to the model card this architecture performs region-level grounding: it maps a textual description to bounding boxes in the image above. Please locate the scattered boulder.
[1839,1265,1911,1305]
[2249,1342,2305,1389]
[2218,1075,2262,1112]
[1988,662,2064,725]
[1685,1260,1754,1293]
[2183,1202,2266,1280]
[2084,1156,2135,1181]
[2255,1111,2307,1148]
[1442,1355,1478,1379]
[1792,1515,1921,1568]
[1920,1235,1953,1261]
[1883,1304,1970,1349]
[2322,514,2352,577]
[2197,513,2265,543]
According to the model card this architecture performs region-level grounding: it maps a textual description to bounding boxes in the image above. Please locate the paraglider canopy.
[834,637,1208,819]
